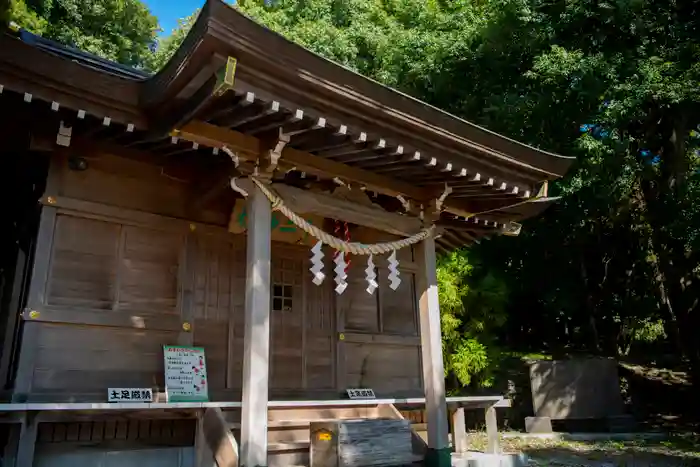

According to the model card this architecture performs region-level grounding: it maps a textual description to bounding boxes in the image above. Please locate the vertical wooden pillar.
[240,185,272,467]
[195,411,214,467]
[414,235,450,467]
[485,405,500,454]
[15,414,38,467]
[451,407,468,453]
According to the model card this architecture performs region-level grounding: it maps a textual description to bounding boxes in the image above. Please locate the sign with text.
[164,345,209,402]
[346,388,376,399]
[108,388,153,402]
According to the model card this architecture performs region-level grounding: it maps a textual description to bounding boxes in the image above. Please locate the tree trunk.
[635,109,700,379]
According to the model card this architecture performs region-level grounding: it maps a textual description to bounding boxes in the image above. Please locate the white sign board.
[108,388,153,402]
[346,388,376,399]
[163,345,209,402]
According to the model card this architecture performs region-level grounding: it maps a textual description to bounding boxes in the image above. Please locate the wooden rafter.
[177,121,429,200]
[175,120,551,224]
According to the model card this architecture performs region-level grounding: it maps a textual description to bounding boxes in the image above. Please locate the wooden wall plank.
[56,150,229,227]
[14,205,57,400]
[32,324,177,393]
[21,306,182,332]
[344,342,421,395]
[46,215,119,309]
[193,233,244,392]
[178,233,197,346]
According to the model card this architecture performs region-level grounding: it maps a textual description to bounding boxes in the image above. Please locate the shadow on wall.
[479,354,699,432]
[474,356,622,431]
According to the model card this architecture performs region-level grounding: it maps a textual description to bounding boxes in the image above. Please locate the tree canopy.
[7,0,700,387]
[8,0,158,67]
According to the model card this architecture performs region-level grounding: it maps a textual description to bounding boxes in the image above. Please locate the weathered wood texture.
[415,236,450,451]
[271,183,422,237]
[335,419,415,467]
[36,419,195,444]
[47,215,183,313]
[53,151,229,227]
[201,408,238,467]
[239,184,272,467]
[35,447,195,467]
[337,226,421,396]
[13,149,421,401]
[191,232,245,391]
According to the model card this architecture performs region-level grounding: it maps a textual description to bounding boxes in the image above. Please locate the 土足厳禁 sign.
[346,388,375,399]
[163,345,209,402]
[108,388,153,402]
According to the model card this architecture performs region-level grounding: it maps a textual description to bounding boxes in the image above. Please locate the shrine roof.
[0,0,575,249]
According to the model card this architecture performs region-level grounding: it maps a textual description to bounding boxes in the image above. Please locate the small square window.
[272,282,293,312]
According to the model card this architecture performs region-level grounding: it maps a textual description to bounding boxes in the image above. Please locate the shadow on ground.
[470,434,700,466]
[526,444,700,466]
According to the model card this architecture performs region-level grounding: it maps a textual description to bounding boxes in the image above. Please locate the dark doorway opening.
[0,124,49,395]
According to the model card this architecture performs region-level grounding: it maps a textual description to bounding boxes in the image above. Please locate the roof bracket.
[257,129,290,178]
[434,183,453,213]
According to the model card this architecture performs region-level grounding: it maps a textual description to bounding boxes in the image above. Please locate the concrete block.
[529,358,623,419]
[524,416,552,433]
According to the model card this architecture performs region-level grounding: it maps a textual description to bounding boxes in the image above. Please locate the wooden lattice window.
[272,283,293,312]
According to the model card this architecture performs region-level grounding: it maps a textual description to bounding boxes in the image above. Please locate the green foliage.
[9,0,158,67]
[8,0,46,33]
[437,250,508,388]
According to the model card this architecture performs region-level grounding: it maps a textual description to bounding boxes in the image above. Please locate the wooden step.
[228,418,361,430]
[269,441,309,451]
[268,441,309,467]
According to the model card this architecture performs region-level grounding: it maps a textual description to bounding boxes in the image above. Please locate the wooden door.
[191,233,245,393]
[270,244,305,393]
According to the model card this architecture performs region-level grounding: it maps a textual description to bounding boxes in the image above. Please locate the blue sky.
[145,0,206,36]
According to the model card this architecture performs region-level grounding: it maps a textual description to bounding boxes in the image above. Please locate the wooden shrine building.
[0,1,574,466]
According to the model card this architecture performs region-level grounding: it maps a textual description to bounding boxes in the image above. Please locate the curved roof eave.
[149,0,574,180]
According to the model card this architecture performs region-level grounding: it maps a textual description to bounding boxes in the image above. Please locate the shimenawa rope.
[249,177,435,255]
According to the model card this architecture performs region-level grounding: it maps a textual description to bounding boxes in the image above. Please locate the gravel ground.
[465,432,700,466]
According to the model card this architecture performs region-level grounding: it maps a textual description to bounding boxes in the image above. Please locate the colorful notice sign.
[163,346,209,402]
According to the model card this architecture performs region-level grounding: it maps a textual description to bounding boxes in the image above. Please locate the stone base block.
[525,416,552,433]
[452,452,529,467]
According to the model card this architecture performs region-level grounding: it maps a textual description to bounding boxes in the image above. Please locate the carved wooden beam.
[271,183,423,237]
